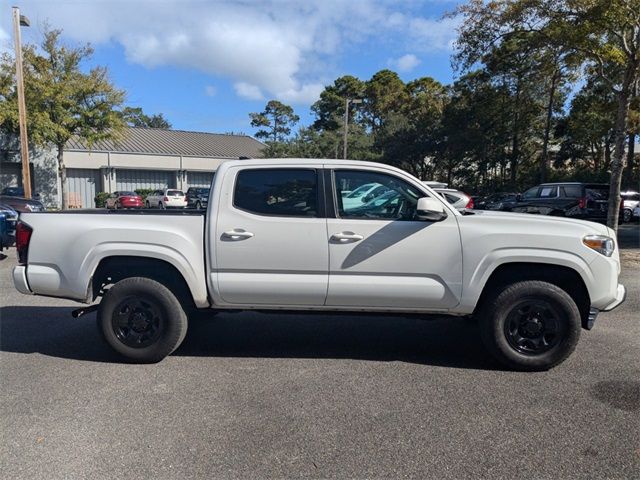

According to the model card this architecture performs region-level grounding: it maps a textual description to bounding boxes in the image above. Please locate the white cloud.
[0,26,11,55]
[409,16,461,52]
[277,83,325,104]
[8,1,458,105]
[391,54,421,72]
[204,85,217,97]
[234,82,264,101]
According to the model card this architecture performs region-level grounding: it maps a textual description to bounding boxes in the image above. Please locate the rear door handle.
[222,229,254,240]
[331,232,364,242]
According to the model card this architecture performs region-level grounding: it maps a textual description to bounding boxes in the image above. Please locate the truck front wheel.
[479,281,581,371]
[98,277,188,363]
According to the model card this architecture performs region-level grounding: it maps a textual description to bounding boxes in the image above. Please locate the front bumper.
[12,265,32,295]
[602,283,626,312]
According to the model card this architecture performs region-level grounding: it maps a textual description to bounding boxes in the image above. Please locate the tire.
[145,201,150,209]
[479,281,581,371]
[622,209,632,223]
[97,277,188,363]
[114,202,119,210]
[160,202,165,210]
[195,201,201,210]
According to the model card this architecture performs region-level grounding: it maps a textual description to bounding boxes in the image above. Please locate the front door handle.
[331,232,364,242]
[222,229,254,240]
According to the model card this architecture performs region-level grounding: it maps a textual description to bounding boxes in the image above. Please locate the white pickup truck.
[12,159,626,370]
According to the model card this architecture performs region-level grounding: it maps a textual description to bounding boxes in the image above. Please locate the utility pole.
[12,6,31,198]
[343,98,362,159]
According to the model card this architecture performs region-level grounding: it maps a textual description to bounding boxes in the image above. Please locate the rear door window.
[539,186,558,198]
[561,185,582,198]
[234,169,318,217]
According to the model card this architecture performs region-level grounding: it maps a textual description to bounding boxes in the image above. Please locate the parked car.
[475,193,519,211]
[1,187,40,200]
[186,187,210,209]
[12,158,625,370]
[145,189,187,209]
[433,188,474,211]
[621,191,639,223]
[0,194,45,213]
[340,182,390,210]
[0,203,18,248]
[511,182,609,221]
[105,191,143,210]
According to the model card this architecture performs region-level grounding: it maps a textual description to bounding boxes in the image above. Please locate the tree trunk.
[510,80,521,188]
[624,132,635,189]
[607,65,636,231]
[58,144,68,210]
[540,70,559,183]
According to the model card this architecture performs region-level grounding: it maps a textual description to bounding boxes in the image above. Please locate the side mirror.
[516,194,523,201]
[416,197,447,222]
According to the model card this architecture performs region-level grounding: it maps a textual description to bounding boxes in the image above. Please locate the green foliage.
[250,100,300,144]
[0,28,125,210]
[94,192,110,208]
[134,188,155,201]
[121,107,171,129]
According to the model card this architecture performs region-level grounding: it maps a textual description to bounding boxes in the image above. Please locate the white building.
[0,127,265,208]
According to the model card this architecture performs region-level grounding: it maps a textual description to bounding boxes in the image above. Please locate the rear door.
[212,165,329,306]
[325,168,463,310]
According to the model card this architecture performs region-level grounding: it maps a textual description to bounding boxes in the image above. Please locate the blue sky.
[1,0,462,136]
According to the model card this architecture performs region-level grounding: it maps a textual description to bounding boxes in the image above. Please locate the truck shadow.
[0,306,499,370]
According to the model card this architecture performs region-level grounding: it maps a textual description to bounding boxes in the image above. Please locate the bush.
[134,188,155,201]
[94,192,110,208]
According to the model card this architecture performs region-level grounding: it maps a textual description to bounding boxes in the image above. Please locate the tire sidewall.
[98,277,187,363]
[481,281,581,371]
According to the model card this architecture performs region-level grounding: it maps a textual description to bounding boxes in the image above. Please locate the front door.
[213,165,329,306]
[325,168,463,310]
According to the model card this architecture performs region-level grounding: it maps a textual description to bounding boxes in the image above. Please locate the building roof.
[65,127,265,159]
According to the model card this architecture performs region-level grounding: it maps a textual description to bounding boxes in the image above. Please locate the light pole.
[12,6,31,199]
[343,98,362,159]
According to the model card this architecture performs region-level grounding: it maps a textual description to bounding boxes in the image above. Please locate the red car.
[105,191,143,209]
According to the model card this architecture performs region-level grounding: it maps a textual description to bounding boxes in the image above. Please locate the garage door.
[116,170,174,191]
[188,171,215,188]
[67,168,102,208]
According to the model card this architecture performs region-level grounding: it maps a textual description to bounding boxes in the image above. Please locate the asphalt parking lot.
[1,225,639,479]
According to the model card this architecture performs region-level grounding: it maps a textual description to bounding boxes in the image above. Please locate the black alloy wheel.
[503,300,563,355]
[111,296,163,348]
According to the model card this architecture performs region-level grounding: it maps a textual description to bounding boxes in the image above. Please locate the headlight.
[583,235,615,257]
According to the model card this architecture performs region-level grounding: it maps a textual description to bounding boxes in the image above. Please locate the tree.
[0,28,125,209]
[249,100,299,145]
[454,0,640,229]
[121,107,171,128]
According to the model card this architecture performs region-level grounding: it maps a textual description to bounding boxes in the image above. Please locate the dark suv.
[185,187,210,209]
[511,182,609,221]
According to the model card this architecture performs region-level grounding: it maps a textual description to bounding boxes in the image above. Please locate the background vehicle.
[433,187,474,211]
[620,191,639,223]
[186,187,210,209]
[0,194,45,213]
[475,193,519,211]
[0,203,18,248]
[12,159,624,371]
[511,182,609,221]
[0,187,40,200]
[105,191,143,210]
[145,189,187,209]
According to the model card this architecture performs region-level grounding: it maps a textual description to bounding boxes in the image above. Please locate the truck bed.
[16,210,209,307]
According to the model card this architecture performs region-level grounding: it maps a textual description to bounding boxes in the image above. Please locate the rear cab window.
[233,168,319,217]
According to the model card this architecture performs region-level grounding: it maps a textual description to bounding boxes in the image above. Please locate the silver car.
[433,188,474,211]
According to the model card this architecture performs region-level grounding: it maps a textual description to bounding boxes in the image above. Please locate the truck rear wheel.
[98,277,188,363]
[479,281,581,371]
